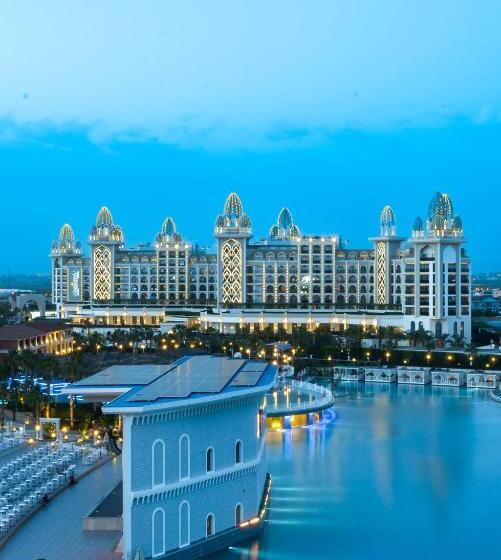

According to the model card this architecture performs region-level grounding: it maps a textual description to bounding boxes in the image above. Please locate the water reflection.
[220,381,501,559]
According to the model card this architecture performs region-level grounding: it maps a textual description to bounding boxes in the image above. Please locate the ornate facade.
[51,192,471,339]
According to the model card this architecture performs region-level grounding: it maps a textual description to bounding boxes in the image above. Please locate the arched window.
[152,508,165,558]
[179,434,190,480]
[152,439,165,488]
[235,440,243,464]
[206,513,215,538]
[235,503,243,526]
[206,447,214,473]
[179,501,190,548]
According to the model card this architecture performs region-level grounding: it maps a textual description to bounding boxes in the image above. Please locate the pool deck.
[0,456,123,560]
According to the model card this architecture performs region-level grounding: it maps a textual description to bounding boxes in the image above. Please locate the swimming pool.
[223,381,501,559]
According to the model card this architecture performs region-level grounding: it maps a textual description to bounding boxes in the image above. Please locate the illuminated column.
[370,206,403,305]
[214,193,252,307]
[88,207,124,303]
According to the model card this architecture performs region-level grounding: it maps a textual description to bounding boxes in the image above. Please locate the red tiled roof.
[0,321,71,341]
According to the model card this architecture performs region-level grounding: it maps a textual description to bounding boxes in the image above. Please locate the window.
[206,514,215,538]
[206,447,214,473]
[235,440,243,464]
[235,504,243,526]
[179,434,190,480]
[179,501,190,548]
[152,508,165,558]
[152,440,165,488]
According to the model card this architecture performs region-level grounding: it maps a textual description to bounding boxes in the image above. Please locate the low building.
[0,321,73,355]
[397,367,431,385]
[472,295,501,314]
[365,367,397,383]
[431,369,467,387]
[466,371,500,388]
[66,356,277,560]
[336,366,365,381]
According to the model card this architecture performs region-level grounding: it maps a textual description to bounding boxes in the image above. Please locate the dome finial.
[96,206,113,227]
[270,207,300,240]
[59,223,74,243]
[224,192,243,217]
[428,192,455,233]
[380,205,396,236]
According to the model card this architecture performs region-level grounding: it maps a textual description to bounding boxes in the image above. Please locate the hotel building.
[51,191,471,340]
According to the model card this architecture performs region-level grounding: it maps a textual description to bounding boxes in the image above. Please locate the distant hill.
[0,274,51,293]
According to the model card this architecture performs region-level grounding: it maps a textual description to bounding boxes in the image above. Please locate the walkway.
[0,457,122,560]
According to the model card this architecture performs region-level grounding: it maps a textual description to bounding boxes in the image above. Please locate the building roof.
[72,364,172,387]
[0,321,71,341]
[67,356,277,414]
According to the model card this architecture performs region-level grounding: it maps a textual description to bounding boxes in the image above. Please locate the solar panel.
[230,371,264,386]
[129,356,246,402]
[74,365,173,387]
[240,362,268,373]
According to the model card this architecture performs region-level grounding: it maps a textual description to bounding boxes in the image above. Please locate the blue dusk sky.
[0,1,500,273]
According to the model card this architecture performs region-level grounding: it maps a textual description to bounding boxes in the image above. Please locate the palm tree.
[434,333,450,349]
[4,351,21,421]
[60,353,86,428]
[450,334,466,349]
[40,355,59,418]
[464,343,477,367]
[23,377,42,422]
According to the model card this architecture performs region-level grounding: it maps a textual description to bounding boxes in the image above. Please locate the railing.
[267,381,335,415]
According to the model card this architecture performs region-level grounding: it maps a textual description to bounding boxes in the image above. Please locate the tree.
[60,353,86,427]
[3,351,21,421]
[464,343,477,366]
[40,355,60,418]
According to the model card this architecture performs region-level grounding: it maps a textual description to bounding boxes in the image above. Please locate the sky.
[0,1,500,273]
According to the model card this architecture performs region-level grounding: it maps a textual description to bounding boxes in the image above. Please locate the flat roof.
[66,356,277,414]
[73,364,173,387]
[128,356,246,401]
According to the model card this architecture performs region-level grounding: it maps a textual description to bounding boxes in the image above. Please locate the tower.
[89,206,124,303]
[50,224,83,307]
[370,205,404,305]
[214,193,252,307]
[269,208,301,240]
[155,216,189,304]
[407,192,470,339]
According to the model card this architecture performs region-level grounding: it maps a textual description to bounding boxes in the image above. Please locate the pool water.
[223,381,501,560]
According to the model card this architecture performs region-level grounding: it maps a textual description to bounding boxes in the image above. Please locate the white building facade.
[73,356,276,559]
[51,191,471,340]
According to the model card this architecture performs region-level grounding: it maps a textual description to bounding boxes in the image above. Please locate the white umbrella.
[134,547,145,560]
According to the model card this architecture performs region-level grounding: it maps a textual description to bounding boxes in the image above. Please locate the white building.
[51,191,471,340]
[66,356,277,559]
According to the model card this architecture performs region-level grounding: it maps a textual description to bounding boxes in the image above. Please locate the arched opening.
[235,503,243,526]
[206,447,215,473]
[152,439,165,487]
[152,508,165,558]
[235,440,243,464]
[206,513,215,538]
[179,434,190,480]
[179,501,190,548]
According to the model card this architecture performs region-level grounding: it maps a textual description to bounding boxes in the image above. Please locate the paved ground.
[0,457,123,560]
